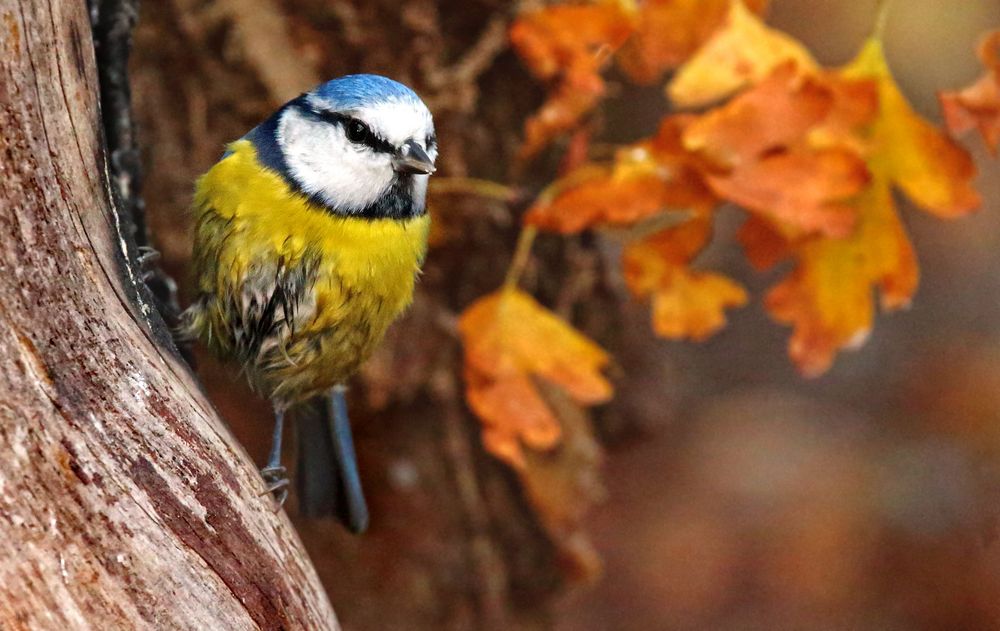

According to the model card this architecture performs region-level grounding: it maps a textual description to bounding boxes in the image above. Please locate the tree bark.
[0,1,338,628]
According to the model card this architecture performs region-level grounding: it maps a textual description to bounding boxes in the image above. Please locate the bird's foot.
[259,464,289,511]
[137,245,162,281]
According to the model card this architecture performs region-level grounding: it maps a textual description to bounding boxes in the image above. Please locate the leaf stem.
[429,177,517,202]
[503,226,538,290]
[873,0,893,40]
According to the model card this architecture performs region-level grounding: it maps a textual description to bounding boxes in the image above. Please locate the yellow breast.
[187,140,430,403]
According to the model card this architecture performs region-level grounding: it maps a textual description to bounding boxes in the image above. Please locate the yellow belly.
[186,140,430,404]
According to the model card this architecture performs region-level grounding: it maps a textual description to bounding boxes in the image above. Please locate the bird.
[182,74,436,533]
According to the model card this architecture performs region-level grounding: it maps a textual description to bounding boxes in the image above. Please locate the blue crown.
[311,74,421,109]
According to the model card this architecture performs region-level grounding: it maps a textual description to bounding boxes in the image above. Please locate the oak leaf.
[623,217,748,341]
[766,38,980,376]
[706,147,868,238]
[766,183,917,377]
[616,0,769,84]
[459,288,612,468]
[510,1,636,158]
[526,116,716,233]
[842,38,981,217]
[939,30,1000,155]
[737,214,791,271]
[667,0,816,108]
[683,64,876,238]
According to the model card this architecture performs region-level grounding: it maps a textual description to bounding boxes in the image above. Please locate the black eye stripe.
[307,109,395,155]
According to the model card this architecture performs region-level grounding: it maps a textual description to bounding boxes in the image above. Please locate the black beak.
[392,140,435,175]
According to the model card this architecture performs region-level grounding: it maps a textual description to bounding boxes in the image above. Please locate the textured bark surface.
[0,1,338,628]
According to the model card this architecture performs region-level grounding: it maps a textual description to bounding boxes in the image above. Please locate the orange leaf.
[939,30,1000,155]
[521,85,607,161]
[704,147,868,238]
[623,218,748,341]
[459,288,612,468]
[738,215,790,271]
[683,64,834,165]
[683,65,875,237]
[667,0,816,108]
[766,182,917,377]
[616,0,769,84]
[764,37,980,376]
[526,115,717,233]
[510,1,636,157]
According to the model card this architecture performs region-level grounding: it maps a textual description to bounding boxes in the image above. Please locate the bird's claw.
[259,465,289,511]
[137,246,162,281]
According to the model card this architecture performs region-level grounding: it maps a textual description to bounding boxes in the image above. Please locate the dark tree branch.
[91,0,186,357]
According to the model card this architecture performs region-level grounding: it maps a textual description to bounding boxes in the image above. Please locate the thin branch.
[92,0,187,359]
[503,226,538,290]
[429,177,519,202]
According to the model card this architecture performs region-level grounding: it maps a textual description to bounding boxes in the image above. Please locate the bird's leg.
[328,385,369,532]
[260,403,290,508]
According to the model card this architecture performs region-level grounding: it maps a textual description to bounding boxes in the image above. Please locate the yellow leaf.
[459,288,612,468]
[843,38,981,217]
[766,180,917,377]
[763,36,979,376]
[667,0,816,108]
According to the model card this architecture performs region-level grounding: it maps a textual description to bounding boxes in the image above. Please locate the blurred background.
[130,1,1000,629]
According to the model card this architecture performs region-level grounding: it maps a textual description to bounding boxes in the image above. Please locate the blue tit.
[183,74,436,532]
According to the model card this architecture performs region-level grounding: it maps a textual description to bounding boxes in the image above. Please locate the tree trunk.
[0,2,338,628]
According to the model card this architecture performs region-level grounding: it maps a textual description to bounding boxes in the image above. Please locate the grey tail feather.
[295,388,369,533]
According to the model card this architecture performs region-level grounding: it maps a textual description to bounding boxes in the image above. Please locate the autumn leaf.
[843,38,981,216]
[520,383,606,583]
[520,86,606,162]
[939,30,1000,155]
[713,147,870,238]
[510,1,636,158]
[683,64,833,164]
[766,182,917,377]
[667,0,816,108]
[524,161,674,234]
[737,214,791,271]
[526,115,716,233]
[683,64,875,238]
[764,37,981,376]
[459,288,612,468]
[616,0,769,84]
[623,217,748,341]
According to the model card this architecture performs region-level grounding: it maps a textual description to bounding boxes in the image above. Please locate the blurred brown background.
[131,0,1000,629]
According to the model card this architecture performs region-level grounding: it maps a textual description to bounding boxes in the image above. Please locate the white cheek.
[278,109,394,212]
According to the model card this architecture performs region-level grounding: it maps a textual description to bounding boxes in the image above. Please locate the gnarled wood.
[0,1,338,628]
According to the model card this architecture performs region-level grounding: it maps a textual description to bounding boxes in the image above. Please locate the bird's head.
[246,74,437,219]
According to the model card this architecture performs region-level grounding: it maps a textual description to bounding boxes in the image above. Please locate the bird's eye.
[345,120,370,144]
